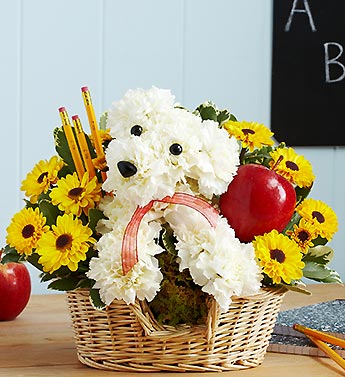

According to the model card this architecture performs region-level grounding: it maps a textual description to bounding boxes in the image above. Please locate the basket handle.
[129,297,221,342]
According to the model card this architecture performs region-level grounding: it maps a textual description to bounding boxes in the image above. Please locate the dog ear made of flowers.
[86,87,262,312]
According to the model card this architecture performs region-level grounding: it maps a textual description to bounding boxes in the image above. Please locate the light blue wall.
[1,0,344,294]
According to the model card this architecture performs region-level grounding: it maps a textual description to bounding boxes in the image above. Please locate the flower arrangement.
[1,86,341,326]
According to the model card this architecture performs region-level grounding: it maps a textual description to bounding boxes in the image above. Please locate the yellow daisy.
[50,172,102,217]
[89,128,112,149]
[269,147,315,188]
[223,120,274,151]
[286,218,318,253]
[21,156,64,203]
[93,155,107,172]
[253,229,305,285]
[98,128,112,144]
[296,199,338,240]
[36,213,95,274]
[6,207,49,256]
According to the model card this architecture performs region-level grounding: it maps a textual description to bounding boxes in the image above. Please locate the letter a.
[284,0,316,32]
[324,42,345,83]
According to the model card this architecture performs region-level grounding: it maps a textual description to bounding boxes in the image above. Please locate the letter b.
[324,42,345,83]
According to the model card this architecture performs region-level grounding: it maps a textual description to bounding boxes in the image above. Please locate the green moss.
[148,226,209,327]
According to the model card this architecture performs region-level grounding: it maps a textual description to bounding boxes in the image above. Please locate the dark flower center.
[270,248,286,263]
[37,172,48,184]
[285,160,299,171]
[312,210,325,224]
[298,230,309,242]
[56,234,72,251]
[68,187,84,199]
[242,128,255,135]
[22,224,35,239]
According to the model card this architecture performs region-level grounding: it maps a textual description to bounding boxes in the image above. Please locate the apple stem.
[239,147,247,164]
[271,154,284,171]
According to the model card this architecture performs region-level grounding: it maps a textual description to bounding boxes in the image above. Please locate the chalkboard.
[271,0,345,146]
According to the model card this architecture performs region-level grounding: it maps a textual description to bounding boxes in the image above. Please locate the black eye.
[169,143,183,155]
[130,125,143,136]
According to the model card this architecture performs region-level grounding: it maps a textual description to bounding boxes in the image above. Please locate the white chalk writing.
[324,42,345,83]
[285,0,316,32]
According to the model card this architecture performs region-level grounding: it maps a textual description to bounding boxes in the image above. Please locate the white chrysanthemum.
[107,87,176,139]
[103,104,239,204]
[171,216,262,312]
[195,120,240,197]
[87,218,163,306]
[91,87,251,309]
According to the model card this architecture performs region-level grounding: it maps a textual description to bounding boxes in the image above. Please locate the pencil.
[58,107,85,180]
[81,86,106,181]
[293,323,345,348]
[72,115,96,178]
[307,335,345,370]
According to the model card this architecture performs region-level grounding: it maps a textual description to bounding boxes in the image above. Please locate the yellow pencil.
[81,86,106,181]
[58,107,85,180]
[72,115,96,178]
[307,335,345,370]
[293,323,345,349]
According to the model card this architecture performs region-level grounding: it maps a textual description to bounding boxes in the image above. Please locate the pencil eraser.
[81,86,89,92]
[58,107,66,113]
[72,115,79,120]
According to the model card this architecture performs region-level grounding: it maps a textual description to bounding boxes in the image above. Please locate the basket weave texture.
[66,287,286,372]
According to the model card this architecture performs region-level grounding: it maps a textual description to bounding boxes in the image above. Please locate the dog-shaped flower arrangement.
[87,87,262,324]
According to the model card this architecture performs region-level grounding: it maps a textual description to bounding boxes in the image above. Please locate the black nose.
[117,161,137,178]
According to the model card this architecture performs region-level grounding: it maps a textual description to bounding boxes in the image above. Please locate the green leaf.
[161,224,177,256]
[295,184,313,205]
[217,109,231,125]
[321,270,343,284]
[303,261,343,283]
[77,278,94,289]
[196,102,218,122]
[280,283,311,295]
[242,145,276,166]
[89,288,106,309]
[47,276,81,291]
[283,212,301,233]
[38,199,60,226]
[311,235,328,247]
[303,245,334,265]
[40,272,55,282]
[1,245,22,263]
[99,111,108,131]
[53,127,75,174]
[88,207,105,233]
[24,199,38,209]
[26,253,44,272]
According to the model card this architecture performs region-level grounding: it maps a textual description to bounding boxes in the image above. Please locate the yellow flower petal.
[36,213,95,274]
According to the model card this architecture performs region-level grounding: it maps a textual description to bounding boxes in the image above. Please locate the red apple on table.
[219,164,296,242]
[0,261,31,321]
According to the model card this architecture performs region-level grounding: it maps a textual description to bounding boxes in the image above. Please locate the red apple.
[219,164,296,242]
[0,261,31,321]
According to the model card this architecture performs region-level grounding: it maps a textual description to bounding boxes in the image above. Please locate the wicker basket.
[66,287,286,372]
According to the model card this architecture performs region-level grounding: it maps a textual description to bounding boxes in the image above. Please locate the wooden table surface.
[0,283,344,377]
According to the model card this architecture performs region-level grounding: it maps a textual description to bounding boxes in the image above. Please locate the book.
[268,299,345,357]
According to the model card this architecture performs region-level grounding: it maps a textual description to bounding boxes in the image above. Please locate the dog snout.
[117,161,137,178]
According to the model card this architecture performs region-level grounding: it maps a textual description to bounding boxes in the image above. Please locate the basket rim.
[66,286,287,339]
